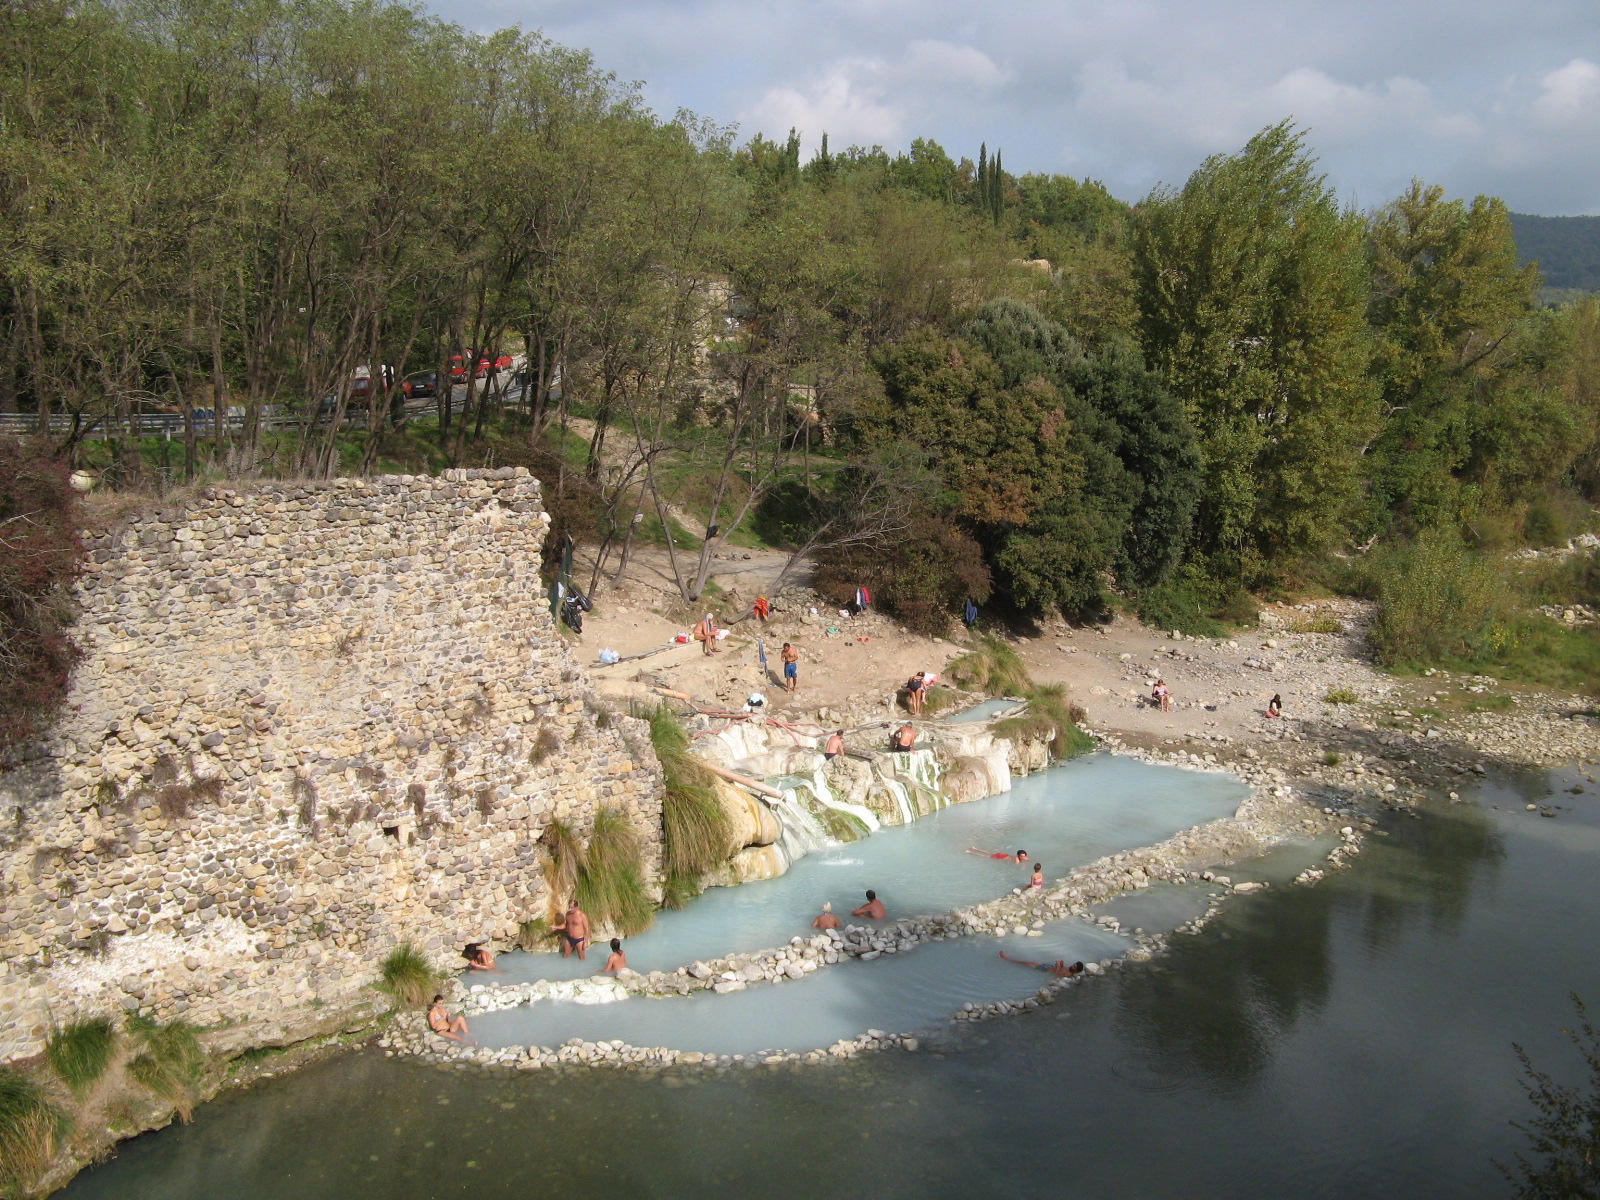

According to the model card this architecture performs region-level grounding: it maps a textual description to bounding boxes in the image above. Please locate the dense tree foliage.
[3,0,1598,636]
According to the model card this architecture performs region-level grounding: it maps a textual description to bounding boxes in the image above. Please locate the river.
[61,762,1598,1199]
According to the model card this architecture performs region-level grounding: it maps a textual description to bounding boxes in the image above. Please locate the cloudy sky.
[428,0,1599,215]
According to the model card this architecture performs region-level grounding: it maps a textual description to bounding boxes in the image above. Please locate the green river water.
[60,763,1600,1199]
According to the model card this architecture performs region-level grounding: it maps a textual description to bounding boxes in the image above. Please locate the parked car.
[402,370,441,399]
[449,350,514,380]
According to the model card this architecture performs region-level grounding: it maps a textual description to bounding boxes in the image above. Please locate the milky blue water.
[61,762,1600,1200]
[942,698,1020,723]
[469,921,1133,1056]
[482,753,1246,984]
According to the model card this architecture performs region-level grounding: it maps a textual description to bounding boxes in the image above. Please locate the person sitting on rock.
[999,953,1084,978]
[824,730,844,760]
[967,847,1028,863]
[811,901,842,930]
[1267,694,1282,718]
[597,937,627,975]
[852,889,886,920]
[1154,678,1172,713]
[464,943,495,971]
[1029,864,1045,890]
[553,901,590,959]
[891,723,917,752]
[427,995,470,1042]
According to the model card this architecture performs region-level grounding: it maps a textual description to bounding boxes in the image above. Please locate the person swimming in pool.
[999,953,1084,978]
[966,847,1028,863]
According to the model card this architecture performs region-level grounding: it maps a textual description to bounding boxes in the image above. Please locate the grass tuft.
[375,943,439,1010]
[46,1017,118,1097]
[643,705,736,883]
[993,683,1094,759]
[1288,617,1344,634]
[1324,687,1358,705]
[575,806,654,936]
[515,918,555,951]
[0,1068,69,1191]
[661,871,703,910]
[946,634,1031,698]
[126,1015,204,1122]
[539,818,584,910]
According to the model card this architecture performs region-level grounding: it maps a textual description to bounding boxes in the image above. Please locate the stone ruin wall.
[0,468,662,1061]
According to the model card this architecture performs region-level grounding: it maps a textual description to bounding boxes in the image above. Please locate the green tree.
[1366,181,1544,530]
[1133,122,1376,580]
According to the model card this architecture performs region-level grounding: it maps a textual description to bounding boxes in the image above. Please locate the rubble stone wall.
[0,468,661,1060]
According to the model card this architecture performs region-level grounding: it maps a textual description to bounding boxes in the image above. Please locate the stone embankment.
[0,469,663,1065]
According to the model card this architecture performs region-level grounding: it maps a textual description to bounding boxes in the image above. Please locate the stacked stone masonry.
[0,468,662,1060]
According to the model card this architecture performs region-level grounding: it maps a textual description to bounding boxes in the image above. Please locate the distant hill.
[1510,213,1600,293]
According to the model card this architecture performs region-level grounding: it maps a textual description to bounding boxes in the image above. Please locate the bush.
[814,510,990,637]
[946,634,1031,697]
[1136,564,1257,638]
[46,1017,118,1097]
[1324,688,1358,705]
[1368,529,1512,668]
[575,806,654,936]
[0,439,85,750]
[1501,995,1600,1197]
[0,1068,68,1191]
[126,1015,204,1122]
[375,943,438,1010]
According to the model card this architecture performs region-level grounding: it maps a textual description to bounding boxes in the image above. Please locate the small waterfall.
[770,781,843,865]
[802,768,880,840]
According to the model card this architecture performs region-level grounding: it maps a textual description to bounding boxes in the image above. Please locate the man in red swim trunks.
[967,847,1028,863]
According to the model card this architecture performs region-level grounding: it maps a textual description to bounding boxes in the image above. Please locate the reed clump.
[576,806,654,936]
[126,1015,204,1122]
[46,1017,118,1098]
[643,705,735,904]
[0,1068,68,1192]
[375,943,439,1010]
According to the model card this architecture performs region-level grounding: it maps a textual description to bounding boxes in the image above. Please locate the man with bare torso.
[852,890,886,920]
[998,952,1084,978]
[554,901,591,959]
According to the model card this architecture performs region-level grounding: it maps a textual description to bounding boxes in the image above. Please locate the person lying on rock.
[811,901,842,930]
[852,890,886,920]
[967,847,1029,863]
[464,943,495,971]
[999,953,1084,978]
[428,995,470,1042]
[553,901,591,959]
[597,938,627,975]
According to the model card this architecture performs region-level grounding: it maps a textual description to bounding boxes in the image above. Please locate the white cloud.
[425,0,1600,214]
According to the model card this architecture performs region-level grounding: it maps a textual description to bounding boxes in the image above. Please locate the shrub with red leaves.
[0,439,84,751]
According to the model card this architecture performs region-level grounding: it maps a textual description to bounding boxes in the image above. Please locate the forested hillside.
[3,0,1599,681]
[1511,213,1600,293]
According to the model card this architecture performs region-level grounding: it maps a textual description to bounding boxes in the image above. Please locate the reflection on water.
[63,766,1600,1200]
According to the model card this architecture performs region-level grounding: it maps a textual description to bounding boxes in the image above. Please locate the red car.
[449,351,513,380]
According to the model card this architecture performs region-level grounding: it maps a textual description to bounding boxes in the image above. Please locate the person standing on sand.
[597,938,627,975]
[782,642,800,692]
[852,890,886,920]
[905,671,927,715]
[553,901,590,959]
[812,902,842,930]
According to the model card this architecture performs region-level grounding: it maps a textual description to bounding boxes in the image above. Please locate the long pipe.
[698,759,784,799]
